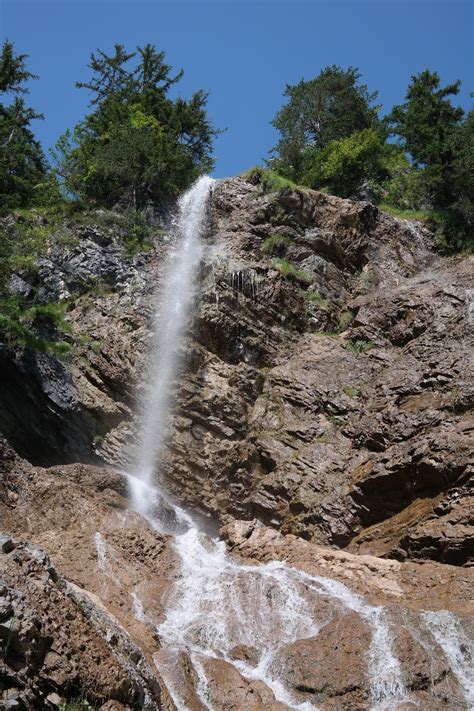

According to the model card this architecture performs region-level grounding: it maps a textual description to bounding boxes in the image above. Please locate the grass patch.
[241,166,306,194]
[337,309,354,332]
[345,339,373,354]
[313,330,339,338]
[304,290,329,307]
[262,233,292,255]
[343,385,359,398]
[379,203,432,221]
[274,259,312,287]
[60,700,98,711]
[91,339,104,354]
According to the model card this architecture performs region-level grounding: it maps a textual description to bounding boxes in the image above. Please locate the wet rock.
[0,535,15,554]
[0,179,472,569]
[200,656,289,710]
[277,612,371,708]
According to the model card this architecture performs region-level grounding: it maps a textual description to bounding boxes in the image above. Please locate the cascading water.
[129,175,214,526]
[125,177,472,711]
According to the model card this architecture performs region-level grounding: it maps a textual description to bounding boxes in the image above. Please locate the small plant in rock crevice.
[337,309,354,332]
[343,385,359,398]
[262,233,292,256]
[304,290,330,307]
[274,259,312,287]
[345,339,373,354]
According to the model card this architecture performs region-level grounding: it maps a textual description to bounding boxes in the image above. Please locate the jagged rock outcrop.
[1,177,474,709]
[162,179,473,564]
[1,446,473,710]
[1,180,473,566]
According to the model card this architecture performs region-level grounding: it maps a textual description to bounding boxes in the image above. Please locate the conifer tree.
[388,70,465,208]
[0,40,45,210]
[270,66,380,181]
[55,44,216,209]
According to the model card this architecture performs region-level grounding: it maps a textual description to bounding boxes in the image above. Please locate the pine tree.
[0,40,45,210]
[55,44,216,209]
[388,70,465,208]
[270,66,380,181]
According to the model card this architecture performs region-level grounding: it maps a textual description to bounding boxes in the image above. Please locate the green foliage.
[242,166,302,193]
[0,211,74,353]
[304,290,329,307]
[268,65,471,250]
[382,164,429,211]
[343,385,359,398]
[388,70,472,248]
[270,65,380,181]
[0,294,71,355]
[53,44,217,208]
[274,258,312,286]
[303,128,391,197]
[388,70,464,206]
[122,208,155,254]
[378,203,432,221]
[60,699,98,711]
[345,339,373,354]
[337,309,354,332]
[262,233,292,255]
[0,41,46,211]
[0,214,50,286]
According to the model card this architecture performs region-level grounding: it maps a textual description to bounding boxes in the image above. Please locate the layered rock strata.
[1,178,473,709]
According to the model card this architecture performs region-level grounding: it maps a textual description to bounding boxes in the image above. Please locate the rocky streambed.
[0,177,473,710]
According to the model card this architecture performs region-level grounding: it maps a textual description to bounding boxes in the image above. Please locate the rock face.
[1,181,472,564]
[162,179,474,565]
[0,178,473,709]
[1,451,473,710]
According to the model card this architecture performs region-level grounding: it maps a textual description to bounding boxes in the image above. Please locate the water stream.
[126,177,473,711]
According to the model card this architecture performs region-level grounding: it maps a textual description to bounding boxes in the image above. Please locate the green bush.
[241,166,303,193]
[383,165,429,211]
[345,339,373,354]
[274,258,312,286]
[337,309,354,331]
[304,290,329,307]
[262,233,292,255]
[0,295,71,356]
[302,129,390,198]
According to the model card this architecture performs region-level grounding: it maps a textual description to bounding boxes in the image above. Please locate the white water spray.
[421,610,474,705]
[129,175,214,518]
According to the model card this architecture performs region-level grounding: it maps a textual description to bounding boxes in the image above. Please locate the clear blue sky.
[1,0,472,178]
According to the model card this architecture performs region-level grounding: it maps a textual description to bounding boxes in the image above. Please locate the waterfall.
[421,611,474,705]
[128,175,214,521]
[125,176,470,711]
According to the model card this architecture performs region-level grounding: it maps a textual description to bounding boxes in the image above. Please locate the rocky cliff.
[0,177,473,710]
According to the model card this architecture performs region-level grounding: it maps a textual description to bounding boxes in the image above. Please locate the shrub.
[262,233,292,255]
[304,290,329,307]
[337,309,354,332]
[241,166,303,193]
[0,295,71,355]
[274,259,312,287]
[345,339,373,354]
[383,164,429,211]
[302,129,390,198]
